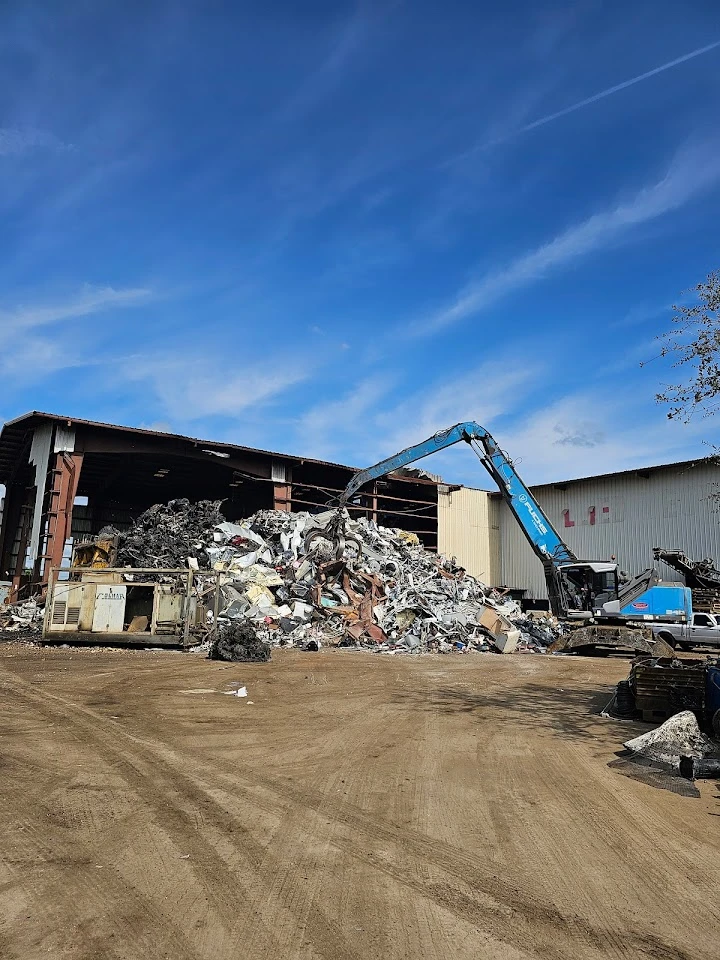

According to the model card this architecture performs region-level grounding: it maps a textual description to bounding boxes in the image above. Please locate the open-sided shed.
[0,412,440,599]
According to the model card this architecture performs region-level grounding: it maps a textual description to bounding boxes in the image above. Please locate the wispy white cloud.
[0,284,154,386]
[419,142,720,335]
[268,6,370,132]
[0,284,152,333]
[297,376,393,461]
[494,385,714,485]
[375,363,538,456]
[294,358,541,471]
[0,335,94,379]
[121,352,310,421]
[609,301,669,330]
[289,347,716,488]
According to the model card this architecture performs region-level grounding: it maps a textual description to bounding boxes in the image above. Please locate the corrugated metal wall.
[497,461,720,597]
[437,487,500,584]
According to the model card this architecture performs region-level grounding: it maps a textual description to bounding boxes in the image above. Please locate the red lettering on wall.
[589,506,596,526]
[563,509,575,528]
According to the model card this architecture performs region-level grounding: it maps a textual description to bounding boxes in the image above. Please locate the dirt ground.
[1,644,718,960]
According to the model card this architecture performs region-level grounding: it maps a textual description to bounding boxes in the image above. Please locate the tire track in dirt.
[193,731,697,960]
[2,672,373,960]
[228,678,414,957]
[185,697,703,960]
[482,737,657,960]
[0,716,236,959]
[518,734,720,949]
[3,665,698,960]
[0,815,208,960]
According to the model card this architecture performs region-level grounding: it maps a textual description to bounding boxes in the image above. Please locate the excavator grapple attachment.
[549,625,674,658]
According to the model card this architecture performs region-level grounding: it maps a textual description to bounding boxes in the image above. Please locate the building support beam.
[274,483,292,512]
[272,459,292,512]
[40,452,84,585]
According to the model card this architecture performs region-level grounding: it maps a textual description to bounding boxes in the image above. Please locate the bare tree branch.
[648,269,720,421]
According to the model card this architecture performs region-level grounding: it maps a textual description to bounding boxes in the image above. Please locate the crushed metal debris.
[90,500,562,655]
[114,498,224,570]
[2,501,564,655]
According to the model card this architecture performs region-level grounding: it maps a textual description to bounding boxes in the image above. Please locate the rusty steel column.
[273,482,292,512]
[41,452,83,584]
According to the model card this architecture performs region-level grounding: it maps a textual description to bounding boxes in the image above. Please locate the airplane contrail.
[455,39,720,160]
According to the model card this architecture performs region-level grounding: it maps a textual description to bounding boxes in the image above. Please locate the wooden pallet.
[691,587,720,613]
[631,657,706,721]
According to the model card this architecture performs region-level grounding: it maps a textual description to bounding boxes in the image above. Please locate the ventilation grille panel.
[52,602,67,625]
[66,606,81,626]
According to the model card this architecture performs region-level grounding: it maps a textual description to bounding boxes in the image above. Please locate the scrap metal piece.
[304,508,361,561]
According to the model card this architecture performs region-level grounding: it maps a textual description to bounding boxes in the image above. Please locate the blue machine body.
[619,584,693,622]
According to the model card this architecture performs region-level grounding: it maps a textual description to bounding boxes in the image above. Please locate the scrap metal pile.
[115,498,225,569]
[112,499,561,654]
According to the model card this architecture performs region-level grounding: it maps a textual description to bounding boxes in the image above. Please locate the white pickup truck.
[652,612,720,650]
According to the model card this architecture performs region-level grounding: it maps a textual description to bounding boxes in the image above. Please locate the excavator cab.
[556,562,619,619]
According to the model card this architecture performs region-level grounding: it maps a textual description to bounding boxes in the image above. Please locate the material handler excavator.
[306,422,688,656]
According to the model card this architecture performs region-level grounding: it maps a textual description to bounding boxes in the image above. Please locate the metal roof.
[0,411,438,487]
[438,459,714,499]
[6,410,700,492]
[0,410,359,483]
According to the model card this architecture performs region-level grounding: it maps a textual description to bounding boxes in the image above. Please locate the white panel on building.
[53,425,75,454]
[271,460,287,483]
[27,423,54,566]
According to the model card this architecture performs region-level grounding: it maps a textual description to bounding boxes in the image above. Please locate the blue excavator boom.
[336,421,575,567]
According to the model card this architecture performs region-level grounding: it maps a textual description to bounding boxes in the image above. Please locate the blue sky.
[2,0,720,489]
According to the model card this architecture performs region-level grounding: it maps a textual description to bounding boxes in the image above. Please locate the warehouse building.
[494,458,720,600]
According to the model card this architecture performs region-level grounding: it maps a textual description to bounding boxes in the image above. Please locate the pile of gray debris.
[116,500,561,655]
[0,598,44,642]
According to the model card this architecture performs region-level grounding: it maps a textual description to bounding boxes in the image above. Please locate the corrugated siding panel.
[438,488,500,584]
[499,462,720,597]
